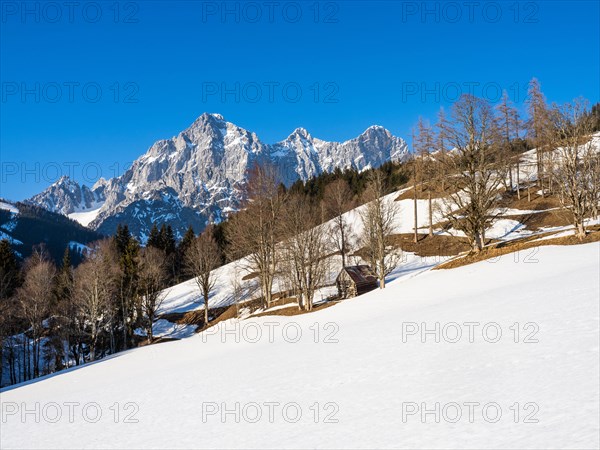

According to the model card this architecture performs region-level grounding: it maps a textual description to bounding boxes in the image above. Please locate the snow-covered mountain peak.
[52,175,78,190]
[28,113,409,239]
[360,125,392,138]
[207,112,224,121]
[287,127,312,141]
[190,112,227,129]
[92,177,108,190]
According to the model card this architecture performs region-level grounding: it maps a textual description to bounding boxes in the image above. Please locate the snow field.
[1,243,598,449]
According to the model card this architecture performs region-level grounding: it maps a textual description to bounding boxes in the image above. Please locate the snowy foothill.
[1,242,598,449]
[68,205,104,228]
[0,201,19,215]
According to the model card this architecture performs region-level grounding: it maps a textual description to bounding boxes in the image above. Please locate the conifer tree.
[147,224,161,249]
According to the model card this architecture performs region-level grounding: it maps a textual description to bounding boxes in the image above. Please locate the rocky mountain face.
[27,113,409,242]
[27,176,106,216]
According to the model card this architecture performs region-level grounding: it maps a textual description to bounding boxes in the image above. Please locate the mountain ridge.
[27,113,409,241]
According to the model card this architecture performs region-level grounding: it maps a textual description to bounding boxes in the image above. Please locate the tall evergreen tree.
[115,226,140,349]
[147,224,161,249]
[0,239,19,299]
[162,225,176,256]
[0,239,20,384]
[49,246,75,370]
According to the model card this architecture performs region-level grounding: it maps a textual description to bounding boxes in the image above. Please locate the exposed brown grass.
[390,233,471,257]
[505,210,572,231]
[496,189,562,211]
[251,298,339,318]
[160,303,235,332]
[436,227,600,270]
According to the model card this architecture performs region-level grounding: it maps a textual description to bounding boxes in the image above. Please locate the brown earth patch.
[496,189,562,211]
[251,298,339,318]
[436,226,600,270]
[389,233,471,257]
[505,210,572,231]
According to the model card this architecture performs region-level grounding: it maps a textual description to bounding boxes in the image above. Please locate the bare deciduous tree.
[15,249,55,378]
[359,171,401,288]
[435,107,451,193]
[138,246,168,342]
[73,240,120,361]
[527,78,552,195]
[281,194,330,311]
[185,227,221,326]
[548,98,598,239]
[414,117,437,237]
[496,90,521,193]
[227,165,285,309]
[323,179,355,267]
[441,94,502,252]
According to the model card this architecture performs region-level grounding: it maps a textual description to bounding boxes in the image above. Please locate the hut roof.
[339,265,378,284]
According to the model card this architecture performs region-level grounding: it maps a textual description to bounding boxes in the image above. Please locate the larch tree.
[495,90,520,193]
[435,107,451,192]
[526,78,552,196]
[414,117,436,237]
[511,107,524,199]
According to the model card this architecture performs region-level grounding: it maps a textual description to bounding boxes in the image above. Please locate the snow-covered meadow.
[1,242,598,449]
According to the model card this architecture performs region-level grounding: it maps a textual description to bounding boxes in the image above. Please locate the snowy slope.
[2,243,598,449]
[67,206,103,227]
[153,182,596,326]
[155,187,445,323]
[0,201,19,214]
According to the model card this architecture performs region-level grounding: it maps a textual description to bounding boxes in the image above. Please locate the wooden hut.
[336,265,378,299]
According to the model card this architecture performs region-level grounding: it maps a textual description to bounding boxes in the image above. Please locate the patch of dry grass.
[390,233,471,257]
[436,227,600,270]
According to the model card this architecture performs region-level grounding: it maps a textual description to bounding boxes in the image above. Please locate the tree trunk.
[379,260,386,289]
[340,221,347,268]
[472,232,483,253]
[575,222,586,240]
[428,191,433,237]
[204,293,209,327]
[413,183,418,243]
[516,161,521,200]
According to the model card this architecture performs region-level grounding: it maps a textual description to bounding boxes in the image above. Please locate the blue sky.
[1,0,599,201]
